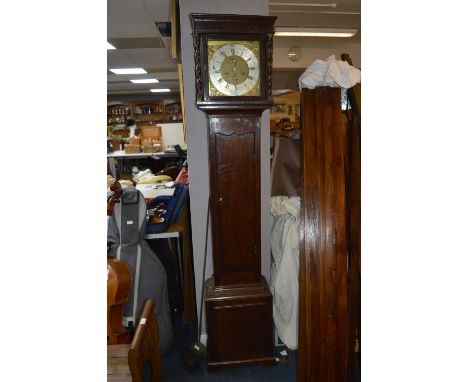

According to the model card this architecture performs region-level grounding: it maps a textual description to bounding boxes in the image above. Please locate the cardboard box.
[142,142,156,153]
[141,126,161,138]
[124,144,141,154]
[111,139,121,151]
[128,136,141,145]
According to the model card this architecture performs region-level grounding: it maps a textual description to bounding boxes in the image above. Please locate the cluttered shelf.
[107,150,181,159]
[270,92,301,138]
[270,118,300,137]
[107,119,186,180]
[107,146,186,180]
[107,163,189,235]
[164,101,183,123]
[107,101,182,125]
[108,122,185,155]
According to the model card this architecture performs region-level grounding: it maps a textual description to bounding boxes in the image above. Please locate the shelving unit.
[164,102,183,123]
[132,103,165,125]
[107,100,182,126]
[107,104,131,125]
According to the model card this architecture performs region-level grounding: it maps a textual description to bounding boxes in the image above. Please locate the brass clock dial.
[208,41,260,97]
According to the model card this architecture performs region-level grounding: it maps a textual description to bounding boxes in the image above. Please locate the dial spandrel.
[208,41,260,96]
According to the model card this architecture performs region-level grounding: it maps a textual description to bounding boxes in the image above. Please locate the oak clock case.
[190,14,276,371]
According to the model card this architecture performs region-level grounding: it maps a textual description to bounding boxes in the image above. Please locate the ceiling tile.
[107,22,159,38]
[142,0,171,22]
[108,38,165,49]
[107,0,155,23]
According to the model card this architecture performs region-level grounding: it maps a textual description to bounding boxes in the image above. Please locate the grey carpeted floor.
[160,350,297,382]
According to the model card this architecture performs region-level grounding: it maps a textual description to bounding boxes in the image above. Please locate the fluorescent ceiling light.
[275,27,357,38]
[109,68,147,75]
[130,79,159,84]
[107,42,116,50]
[150,88,171,93]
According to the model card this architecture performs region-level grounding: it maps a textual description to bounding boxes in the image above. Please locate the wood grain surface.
[298,87,349,381]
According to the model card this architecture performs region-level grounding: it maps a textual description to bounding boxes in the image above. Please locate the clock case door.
[208,112,262,287]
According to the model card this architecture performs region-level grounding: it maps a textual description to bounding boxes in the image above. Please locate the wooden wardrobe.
[297,77,361,381]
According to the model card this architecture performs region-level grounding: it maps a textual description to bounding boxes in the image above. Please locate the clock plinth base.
[204,276,275,371]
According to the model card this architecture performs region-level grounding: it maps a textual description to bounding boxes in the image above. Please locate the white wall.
[273,39,361,69]
[179,0,270,335]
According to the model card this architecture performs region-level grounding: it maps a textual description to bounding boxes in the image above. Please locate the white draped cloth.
[298,54,361,90]
[270,196,301,350]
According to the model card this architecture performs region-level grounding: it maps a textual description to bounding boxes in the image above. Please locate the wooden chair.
[107,258,132,345]
[108,299,163,382]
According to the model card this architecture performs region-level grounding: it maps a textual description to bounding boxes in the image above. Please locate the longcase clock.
[190,13,276,370]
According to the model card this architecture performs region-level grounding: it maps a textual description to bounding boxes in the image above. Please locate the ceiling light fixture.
[109,68,147,75]
[107,42,116,50]
[275,27,357,38]
[150,88,171,93]
[130,79,159,84]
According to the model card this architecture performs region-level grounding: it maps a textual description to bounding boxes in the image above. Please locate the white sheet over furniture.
[270,196,301,350]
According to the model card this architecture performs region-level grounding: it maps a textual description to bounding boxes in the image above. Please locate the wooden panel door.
[298,87,349,382]
[208,116,261,286]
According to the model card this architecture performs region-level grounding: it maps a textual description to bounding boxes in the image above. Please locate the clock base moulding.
[204,276,275,372]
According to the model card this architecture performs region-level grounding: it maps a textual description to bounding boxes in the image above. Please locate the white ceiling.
[107,0,360,97]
